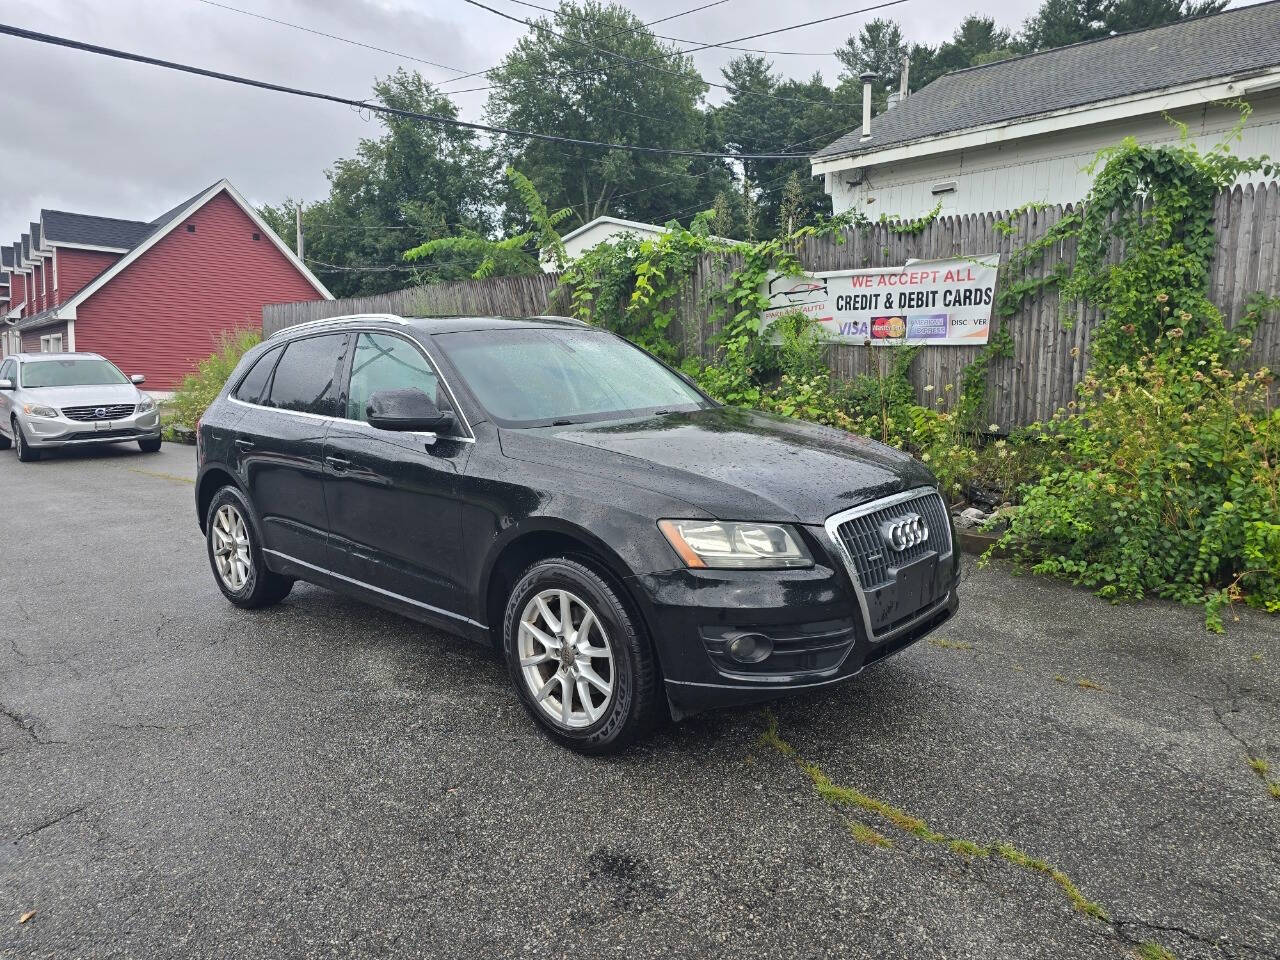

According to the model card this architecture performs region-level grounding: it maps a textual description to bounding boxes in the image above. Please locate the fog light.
[724,631,773,664]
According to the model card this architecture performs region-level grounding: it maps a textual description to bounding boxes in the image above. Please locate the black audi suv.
[195,314,959,752]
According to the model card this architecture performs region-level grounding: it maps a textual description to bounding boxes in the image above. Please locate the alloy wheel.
[211,503,252,591]
[518,588,615,729]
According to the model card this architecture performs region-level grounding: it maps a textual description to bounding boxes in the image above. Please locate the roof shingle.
[40,209,154,250]
[813,0,1280,160]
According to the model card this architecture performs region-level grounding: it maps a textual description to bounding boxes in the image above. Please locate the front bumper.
[20,410,161,448]
[630,520,960,718]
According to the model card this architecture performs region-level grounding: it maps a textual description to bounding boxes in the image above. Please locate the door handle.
[326,455,351,472]
[235,438,255,451]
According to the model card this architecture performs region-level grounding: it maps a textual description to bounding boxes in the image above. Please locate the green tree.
[715,55,843,237]
[484,0,728,232]
[403,168,571,278]
[834,18,907,111]
[260,69,493,297]
[1021,0,1226,50]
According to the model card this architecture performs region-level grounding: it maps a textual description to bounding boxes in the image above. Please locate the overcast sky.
[0,0,1051,242]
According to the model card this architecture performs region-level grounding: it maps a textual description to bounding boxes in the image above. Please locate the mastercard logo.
[871,316,907,339]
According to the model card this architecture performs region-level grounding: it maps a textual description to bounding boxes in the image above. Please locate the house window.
[186,224,196,233]
[40,333,63,353]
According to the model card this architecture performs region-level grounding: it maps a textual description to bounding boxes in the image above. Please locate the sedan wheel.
[518,588,615,729]
[211,503,253,591]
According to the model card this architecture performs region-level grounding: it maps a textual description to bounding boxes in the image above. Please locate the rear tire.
[503,557,658,754]
[205,485,294,609]
[13,420,39,462]
[138,437,162,453]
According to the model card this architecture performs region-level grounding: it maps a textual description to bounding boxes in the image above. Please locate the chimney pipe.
[900,56,910,101]
[859,70,876,140]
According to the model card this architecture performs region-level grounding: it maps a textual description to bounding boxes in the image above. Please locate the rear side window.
[0,360,13,382]
[264,334,347,416]
[233,346,281,403]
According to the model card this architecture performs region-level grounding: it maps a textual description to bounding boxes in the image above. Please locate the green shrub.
[995,324,1279,629]
[167,328,261,430]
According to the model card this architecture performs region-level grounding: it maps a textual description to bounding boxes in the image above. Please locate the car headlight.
[137,394,156,414]
[22,403,58,418]
[658,519,812,569]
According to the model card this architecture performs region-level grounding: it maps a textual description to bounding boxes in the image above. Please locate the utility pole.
[295,205,304,260]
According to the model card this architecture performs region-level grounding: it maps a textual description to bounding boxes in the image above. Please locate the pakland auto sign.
[761,255,1000,346]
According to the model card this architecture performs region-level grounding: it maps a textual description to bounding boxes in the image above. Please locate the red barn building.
[0,179,331,391]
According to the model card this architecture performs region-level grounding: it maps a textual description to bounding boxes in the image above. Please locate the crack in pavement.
[6,804,90,847]
[758,711,1275,960]
[0,703,45,742]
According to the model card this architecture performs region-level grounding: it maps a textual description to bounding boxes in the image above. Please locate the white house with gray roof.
[812,0,1280,220]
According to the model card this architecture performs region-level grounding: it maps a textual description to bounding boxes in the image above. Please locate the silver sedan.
[0,352,162,462]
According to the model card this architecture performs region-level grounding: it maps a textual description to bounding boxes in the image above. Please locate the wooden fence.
[264,182,1280,428]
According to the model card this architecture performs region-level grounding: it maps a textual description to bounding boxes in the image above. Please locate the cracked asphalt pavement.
[1,444,1277,960]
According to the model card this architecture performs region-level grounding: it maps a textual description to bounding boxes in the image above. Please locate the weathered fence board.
[264,183,1280,428]
[261,272,567,337]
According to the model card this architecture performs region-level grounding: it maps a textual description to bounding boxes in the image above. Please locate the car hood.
[500,406,936,524]
[20,383,141,407]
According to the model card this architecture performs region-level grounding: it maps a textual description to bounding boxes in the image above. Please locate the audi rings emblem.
[881,513,929,551]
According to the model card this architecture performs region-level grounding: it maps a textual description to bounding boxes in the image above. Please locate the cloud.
[0,0,1041,240]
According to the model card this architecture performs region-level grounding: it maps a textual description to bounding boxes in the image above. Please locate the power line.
[495,0,836,57]
[0,22,820,160]
[461,0,838,107]
[192,0,470,76]
[439,0,910,98]
[438,0,733,87]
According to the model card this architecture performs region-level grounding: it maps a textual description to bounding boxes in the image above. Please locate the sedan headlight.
[22,402,58,418]
[659,519,812,569]
[137,394,156,414]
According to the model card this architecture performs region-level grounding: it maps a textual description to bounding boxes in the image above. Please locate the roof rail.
[268,313,409,339]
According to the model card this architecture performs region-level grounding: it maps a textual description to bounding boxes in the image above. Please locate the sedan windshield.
[435,328,711,427]
[22,358,130,388]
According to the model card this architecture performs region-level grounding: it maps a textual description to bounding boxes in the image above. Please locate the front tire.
[13,420,39,462]
[138,436,162,453]
[205,485,294,608]
[503,557,658,754]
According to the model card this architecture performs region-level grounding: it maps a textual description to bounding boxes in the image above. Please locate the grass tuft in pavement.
[848,822,893,848]
[928,637,975,651]
[761,709,1110,922]
[1135,941,1177,960]
[1245,755,1280,800]
[991,843,1109,920]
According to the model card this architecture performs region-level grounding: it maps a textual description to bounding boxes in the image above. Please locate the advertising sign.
[761,255,1000,346]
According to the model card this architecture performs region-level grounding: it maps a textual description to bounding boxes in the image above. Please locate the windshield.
[21,358,130,388]
[435,328,711,427]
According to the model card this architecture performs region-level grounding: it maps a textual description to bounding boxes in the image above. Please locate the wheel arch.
[481,520,648,651]
[196,465,242,533]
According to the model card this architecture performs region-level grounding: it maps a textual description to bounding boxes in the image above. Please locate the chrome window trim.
[228,327,476,442]
[267,313,412,339]
[263,549,485,629]
[824,487,954,643]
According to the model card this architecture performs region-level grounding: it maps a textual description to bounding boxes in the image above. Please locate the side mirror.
[0,379,12,391]
[366,388,454,433]
[131,374,146,385]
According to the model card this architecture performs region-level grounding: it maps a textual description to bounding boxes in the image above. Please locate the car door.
[233,332,350,571]
[323,330,473,620]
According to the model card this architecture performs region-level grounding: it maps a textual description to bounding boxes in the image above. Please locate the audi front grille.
[829,489,952,590]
